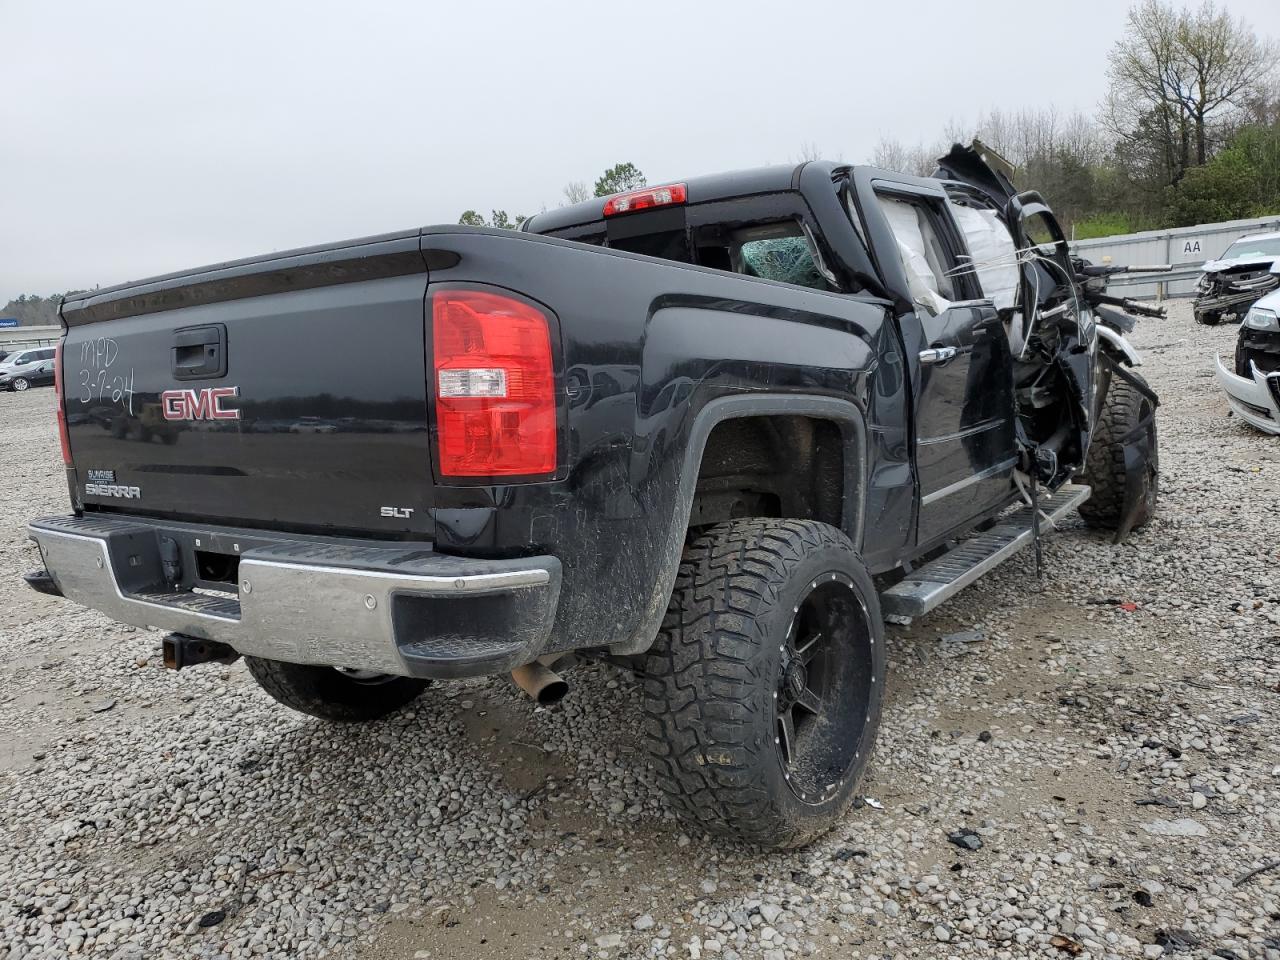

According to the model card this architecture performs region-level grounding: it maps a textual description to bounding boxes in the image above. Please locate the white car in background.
[0,346,57,392]
[1216,288,1280,433]
[1195,231,1280,325]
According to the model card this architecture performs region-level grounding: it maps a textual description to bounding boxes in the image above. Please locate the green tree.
[1165,122,1280,225]
[1,291,88,326]
[457,209,528,229]
[1103,1,1276,188]
[1164,150,1256,224]
[593,162,646,197]
[489,210,527,230]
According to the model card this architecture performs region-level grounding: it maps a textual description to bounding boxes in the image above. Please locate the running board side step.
[879,483,1091,620]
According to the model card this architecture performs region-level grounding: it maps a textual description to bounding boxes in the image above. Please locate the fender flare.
[678,394,869,546]
[612,393,869,656]
[1097,325,1142,367]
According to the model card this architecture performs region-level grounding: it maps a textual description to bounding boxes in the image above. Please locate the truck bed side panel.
[419,229,901,654]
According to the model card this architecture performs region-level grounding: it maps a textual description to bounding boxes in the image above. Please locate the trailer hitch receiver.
[162,633,241,670]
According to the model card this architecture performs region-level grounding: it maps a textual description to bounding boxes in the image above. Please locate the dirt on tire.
[1079,370,1158,531]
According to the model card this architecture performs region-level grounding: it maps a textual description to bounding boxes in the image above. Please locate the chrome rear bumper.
[28,515,561,679]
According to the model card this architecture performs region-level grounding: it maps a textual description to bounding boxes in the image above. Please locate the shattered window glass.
[739,236,828,289]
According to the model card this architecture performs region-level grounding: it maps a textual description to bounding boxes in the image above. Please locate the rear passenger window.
[611,229,692,262]
[543,196,850,293]
[696,221,836,292]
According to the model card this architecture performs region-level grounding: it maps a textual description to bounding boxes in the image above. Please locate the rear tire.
[1079,370,1158,532]
[642,518,885,849]
[244,657,429,722]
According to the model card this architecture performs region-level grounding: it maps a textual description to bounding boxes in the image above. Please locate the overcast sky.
[3,0,1278,303]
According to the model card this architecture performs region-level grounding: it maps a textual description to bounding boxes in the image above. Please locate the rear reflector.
[431,289,556,478]
[602,183,687,217]
[54,341,71,465]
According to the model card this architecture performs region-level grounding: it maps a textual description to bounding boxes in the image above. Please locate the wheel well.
[689,415,846,531]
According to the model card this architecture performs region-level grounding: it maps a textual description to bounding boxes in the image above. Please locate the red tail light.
[431,289,556,478]
[54,341,71,465]
[602,183,687,217]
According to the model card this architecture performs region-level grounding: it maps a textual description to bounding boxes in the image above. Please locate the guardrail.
[0,335,60,350]
[1101,266,1203,300]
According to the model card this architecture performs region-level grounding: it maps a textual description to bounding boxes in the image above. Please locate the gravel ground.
[2,300,1279,960]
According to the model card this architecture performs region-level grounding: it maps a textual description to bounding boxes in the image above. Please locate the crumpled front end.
[1195,268,1279,322]
[1216,354,1280,435]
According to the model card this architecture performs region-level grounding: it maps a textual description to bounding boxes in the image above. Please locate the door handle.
[172,324,228,380]
[919,346,958,365]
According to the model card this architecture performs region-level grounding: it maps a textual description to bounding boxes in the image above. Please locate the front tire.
[244,657,429,722]
[1079,370,1158,533]
[642,518,885,849]
[1195,309,1223,326]
[12,377,29,392]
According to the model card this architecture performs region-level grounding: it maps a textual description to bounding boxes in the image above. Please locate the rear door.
[61,233,435,536]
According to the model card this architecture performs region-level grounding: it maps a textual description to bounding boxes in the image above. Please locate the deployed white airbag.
[948,202,1019,312]
[879,197,952,315]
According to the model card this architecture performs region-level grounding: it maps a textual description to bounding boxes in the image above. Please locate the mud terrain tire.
[1079,370,1158,532]
[642,518,885,849]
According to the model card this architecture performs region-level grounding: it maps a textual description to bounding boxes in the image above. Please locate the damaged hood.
[1200,255,1280,275]
[932,140,1017,210]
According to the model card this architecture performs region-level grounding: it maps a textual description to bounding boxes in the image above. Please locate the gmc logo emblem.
[161,386,241,421]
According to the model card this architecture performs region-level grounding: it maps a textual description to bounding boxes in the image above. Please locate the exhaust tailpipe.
[511,661,568,705]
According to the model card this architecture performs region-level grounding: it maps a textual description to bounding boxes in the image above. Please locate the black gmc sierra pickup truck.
[26,143,1160,848]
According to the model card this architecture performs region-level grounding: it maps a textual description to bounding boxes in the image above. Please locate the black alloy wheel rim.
[774,571,874,804]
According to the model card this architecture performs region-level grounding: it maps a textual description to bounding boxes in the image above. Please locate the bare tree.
[870,137,909,172]
[1103,0,1276,184]
[1241,77,1280,127]
[1179,2,1278,164]
[794,140,823,162]
[561,180,590,205]
[869,137,944,176]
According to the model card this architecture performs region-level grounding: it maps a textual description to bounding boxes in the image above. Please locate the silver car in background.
[1216,289,1280,433]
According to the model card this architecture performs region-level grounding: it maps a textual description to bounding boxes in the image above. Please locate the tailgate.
[61,232,435,537]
